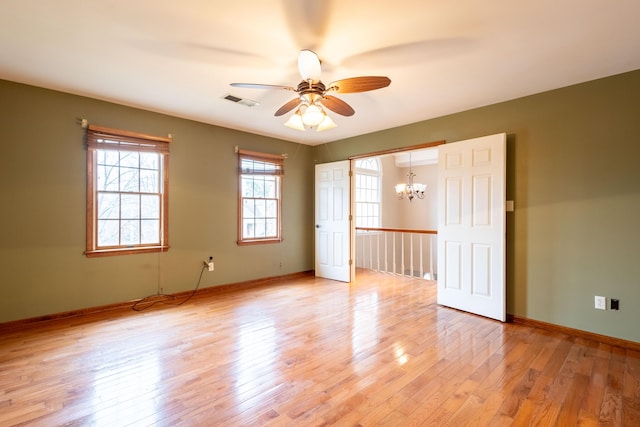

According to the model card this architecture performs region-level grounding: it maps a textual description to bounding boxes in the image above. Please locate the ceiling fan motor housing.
[297,81,326,95]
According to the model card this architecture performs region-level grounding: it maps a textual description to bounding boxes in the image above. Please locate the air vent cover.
[223,94,260,107]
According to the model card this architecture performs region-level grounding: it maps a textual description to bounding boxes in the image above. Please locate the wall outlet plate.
[595,295,606,310]
[611,298,619,310]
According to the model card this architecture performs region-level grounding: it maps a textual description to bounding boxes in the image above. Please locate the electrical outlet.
[611,299,619,310]
[208,256,215,272]
[595,295,606,310]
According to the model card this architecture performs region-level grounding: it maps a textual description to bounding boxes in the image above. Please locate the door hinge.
[349,170,353,177]
[349,259,353,265]
[349,214,353,221]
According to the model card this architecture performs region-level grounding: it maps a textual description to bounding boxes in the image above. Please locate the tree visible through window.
[355,158,381,228]
[237,149,284,245]
[86,125,170,257]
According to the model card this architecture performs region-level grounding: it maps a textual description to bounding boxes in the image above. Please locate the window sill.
[237,238,283,246]
[85,245,169,258]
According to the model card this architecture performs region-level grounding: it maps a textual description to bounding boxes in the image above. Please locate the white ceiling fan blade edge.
[298,49,322,82]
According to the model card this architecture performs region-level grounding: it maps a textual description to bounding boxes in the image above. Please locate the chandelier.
[395,152,426,202]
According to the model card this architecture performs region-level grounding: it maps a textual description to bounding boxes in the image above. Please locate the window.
[86,125,170,257]
[355,158,381,228]
[237,149,284,245]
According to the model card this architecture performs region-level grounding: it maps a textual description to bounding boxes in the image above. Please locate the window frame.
[85,125,171,257]
[237,149,284,246]
[355,158,382,230]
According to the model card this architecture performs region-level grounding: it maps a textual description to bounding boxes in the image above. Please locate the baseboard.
[508,314,640,352]
[170,270,314,300]
[0,270,315,332]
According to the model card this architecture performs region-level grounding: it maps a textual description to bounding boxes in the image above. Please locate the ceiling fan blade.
[230,83,294,91]
[322,95,355,116]
[274,98,302,116]
[327,76,391,93]
[298,49,321,82]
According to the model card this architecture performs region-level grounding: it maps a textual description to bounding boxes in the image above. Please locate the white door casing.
[437,133,506,321]
[315,160,352,282]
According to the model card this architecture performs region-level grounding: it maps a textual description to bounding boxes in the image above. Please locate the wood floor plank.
[581,349,611,419]
[556,373,590,426]
[0,269,639,426]
[622,349,640,426]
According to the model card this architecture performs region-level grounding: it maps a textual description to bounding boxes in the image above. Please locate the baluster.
[429,234,434,281]
[384,231,388,274]
[419,234,424,280]
[364,233,368,270]
[410,233,414,278]
[401,233,405,277]
[376,233,380,272]
[393,232,397,275]
[368,233,373,270]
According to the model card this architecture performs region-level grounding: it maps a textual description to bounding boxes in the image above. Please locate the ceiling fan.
[230,49,391,131]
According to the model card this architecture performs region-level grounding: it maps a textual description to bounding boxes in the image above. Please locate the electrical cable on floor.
[132,264,206,312]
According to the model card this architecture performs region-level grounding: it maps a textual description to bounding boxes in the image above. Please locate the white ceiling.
[394,148,439,167]
[2,1,639,146]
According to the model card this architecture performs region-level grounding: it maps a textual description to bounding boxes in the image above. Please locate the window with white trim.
[237,149,284,245]
[86,125,170,257]
[355,158,381,228]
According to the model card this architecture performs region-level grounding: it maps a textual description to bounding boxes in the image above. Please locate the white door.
[437,133,506,321]
[315,160,352,282]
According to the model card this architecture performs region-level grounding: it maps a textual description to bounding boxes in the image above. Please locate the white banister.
[355,228,437,280]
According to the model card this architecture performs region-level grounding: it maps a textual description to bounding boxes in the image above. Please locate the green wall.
[2,69,639,344]
[312,69,640,343]
[0,80,314,323]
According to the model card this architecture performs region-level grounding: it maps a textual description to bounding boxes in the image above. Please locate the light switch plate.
[506,200,514,212]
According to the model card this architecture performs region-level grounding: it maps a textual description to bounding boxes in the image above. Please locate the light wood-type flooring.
[1,270,639,426]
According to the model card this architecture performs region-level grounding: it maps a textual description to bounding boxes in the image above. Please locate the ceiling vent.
[223,94,260,108]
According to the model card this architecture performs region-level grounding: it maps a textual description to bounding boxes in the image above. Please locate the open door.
[315,160,352,282]
[437,133,506,321]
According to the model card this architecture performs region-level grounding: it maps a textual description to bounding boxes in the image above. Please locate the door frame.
[346,136,508,322]
[315,141,445,283]
[348,140,447,162]
[348,140,447,279]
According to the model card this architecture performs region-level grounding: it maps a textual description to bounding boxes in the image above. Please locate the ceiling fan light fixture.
[316,114,336,132]
[284,109,305,131]
[301,103,325,127]
[233,50,390,133]
[284,106,337,132]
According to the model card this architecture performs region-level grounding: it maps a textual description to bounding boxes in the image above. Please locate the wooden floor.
[1,270,639,426]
